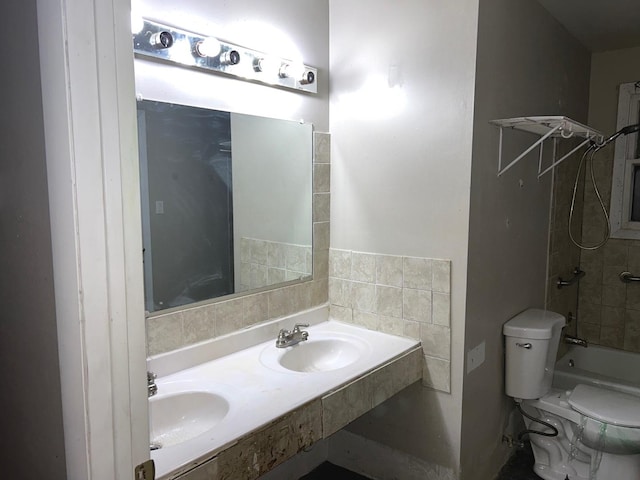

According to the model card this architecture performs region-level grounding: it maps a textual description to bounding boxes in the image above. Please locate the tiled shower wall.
[328,251,452,393]
[577,140,640,352]
[146,132,330,356]
[548,140,640,352]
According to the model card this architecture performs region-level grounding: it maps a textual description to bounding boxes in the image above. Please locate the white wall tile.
[420,323,450,360]
[351,251,376,283]
[432,260,451,293]
[313,164,331,193]
[376,255,403,287]
[351,281,376,312]
[403,257,432,290]
[330,304,353,323]
[432,293,451,327]
[403,288,432,323]
[329,249,352,279]
[379,315,404,335]
[353,310,379,330]
[376,285,403,318]
[329,278,352,307]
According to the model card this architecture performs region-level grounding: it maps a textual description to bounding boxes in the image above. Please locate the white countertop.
[148,306,419,479]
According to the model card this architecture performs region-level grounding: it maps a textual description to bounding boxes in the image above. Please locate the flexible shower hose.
[568,145,611,250]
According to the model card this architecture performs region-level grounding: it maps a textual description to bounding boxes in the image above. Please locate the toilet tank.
[503,309,565,400]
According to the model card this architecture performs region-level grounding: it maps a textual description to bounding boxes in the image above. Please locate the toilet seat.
[568,384,640,428]
[529,385,640,428]
[526,388,582,424]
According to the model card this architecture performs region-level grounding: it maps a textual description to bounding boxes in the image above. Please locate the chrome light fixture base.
[133,19,318,94]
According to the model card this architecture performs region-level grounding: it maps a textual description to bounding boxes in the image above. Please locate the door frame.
[37,0,148,478]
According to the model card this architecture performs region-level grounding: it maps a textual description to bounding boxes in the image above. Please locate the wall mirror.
[137,99,313,313]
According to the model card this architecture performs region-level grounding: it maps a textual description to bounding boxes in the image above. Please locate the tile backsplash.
[328,250,452,393]
[147,132,331,356]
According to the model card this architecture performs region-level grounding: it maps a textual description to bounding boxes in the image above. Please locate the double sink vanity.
[148,305,422,479]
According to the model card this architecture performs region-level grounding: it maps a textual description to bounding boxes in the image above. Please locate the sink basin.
[149,389,229,448]
[261,334,371,373]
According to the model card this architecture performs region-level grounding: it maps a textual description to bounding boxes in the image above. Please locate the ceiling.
[536,0,640,52]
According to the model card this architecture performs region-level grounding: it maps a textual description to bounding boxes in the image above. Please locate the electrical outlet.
[466,341,485,373]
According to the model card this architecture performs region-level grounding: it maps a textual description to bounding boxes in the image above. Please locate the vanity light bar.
[132,19,318,94]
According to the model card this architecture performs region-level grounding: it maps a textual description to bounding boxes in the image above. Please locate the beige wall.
[462,1,591,479]
[576,46,640,350]
[0,0,67,477]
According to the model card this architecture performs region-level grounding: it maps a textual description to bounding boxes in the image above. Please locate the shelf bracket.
[491,116,604,179]
[497,123,562,177]
[537,137,593,178]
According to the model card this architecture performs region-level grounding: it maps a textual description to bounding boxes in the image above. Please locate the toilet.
[503,309,640,480]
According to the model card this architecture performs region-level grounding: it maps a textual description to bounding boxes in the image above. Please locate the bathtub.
[553,344,640,396]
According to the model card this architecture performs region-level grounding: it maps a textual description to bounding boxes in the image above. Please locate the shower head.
[600,122,640,147]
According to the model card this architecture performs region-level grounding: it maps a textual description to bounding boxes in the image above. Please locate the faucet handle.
[293,323,309,332]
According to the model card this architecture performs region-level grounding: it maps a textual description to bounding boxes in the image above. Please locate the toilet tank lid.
[568,384,640,428]
[503,309,565,340]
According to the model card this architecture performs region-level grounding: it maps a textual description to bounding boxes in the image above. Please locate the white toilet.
[503,309,640,480]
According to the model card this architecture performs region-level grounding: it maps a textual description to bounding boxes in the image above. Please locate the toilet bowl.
[504,309,640,480]
[522,387,640,479]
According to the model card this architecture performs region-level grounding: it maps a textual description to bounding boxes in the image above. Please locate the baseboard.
[328,430,457,480]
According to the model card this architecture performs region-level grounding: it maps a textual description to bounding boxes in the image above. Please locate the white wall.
[0,1,66,477]
[134,0,329,130]
[462,1,591,478]
[329,0,480,475]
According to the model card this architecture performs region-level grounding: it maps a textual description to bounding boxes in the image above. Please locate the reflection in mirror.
[137,100,313,313]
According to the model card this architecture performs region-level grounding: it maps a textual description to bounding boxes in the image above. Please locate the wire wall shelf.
[490,116,604,178]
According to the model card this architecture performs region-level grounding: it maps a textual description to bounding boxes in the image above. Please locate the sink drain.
[150,442,162,451]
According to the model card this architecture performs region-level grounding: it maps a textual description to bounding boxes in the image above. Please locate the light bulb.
[279,63,314,85]
[195,37,221,58]
[253,56,280,76]
[279,63,303,79]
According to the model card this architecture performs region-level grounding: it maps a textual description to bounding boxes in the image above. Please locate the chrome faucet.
[276,323,309,348]
[564,334,588,348]
[147,371,158,397]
